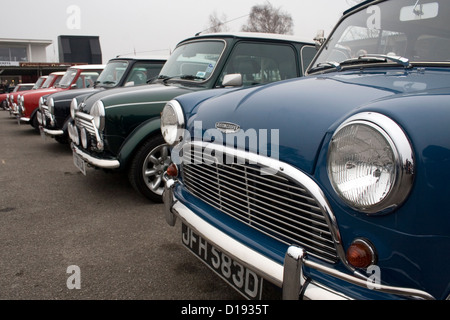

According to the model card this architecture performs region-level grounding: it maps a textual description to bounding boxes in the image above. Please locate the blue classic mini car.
[162,0,450,300]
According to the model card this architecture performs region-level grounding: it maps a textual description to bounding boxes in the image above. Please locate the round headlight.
[48,97,54,114]
[90,100,105,130]
[80,127,89,149]
[327,112,414,214]
[161,100,185,145]
[69,122,80,146]
[70,98,79,119]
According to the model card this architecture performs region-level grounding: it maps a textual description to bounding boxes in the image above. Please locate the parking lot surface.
[0,110,242,300]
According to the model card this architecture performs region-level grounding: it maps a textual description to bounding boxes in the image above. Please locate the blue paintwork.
[173,66,450,299]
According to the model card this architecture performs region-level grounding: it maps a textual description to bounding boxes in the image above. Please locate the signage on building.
[19,62,73,68]
[0,61,20,66]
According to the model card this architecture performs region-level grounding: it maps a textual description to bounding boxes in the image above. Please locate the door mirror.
[222,74,243,87]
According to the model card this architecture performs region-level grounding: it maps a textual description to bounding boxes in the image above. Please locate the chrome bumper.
[71,143,120,169]
[42,127,64,136]
[163,181,436,300]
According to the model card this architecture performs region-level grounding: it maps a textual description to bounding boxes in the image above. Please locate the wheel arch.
[117,117,162,169]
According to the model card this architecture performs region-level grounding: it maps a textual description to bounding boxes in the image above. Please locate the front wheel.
[128,135,171,202]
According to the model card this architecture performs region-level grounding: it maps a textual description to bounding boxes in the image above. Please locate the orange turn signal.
[346,239,377,269]
[166,163,178,178]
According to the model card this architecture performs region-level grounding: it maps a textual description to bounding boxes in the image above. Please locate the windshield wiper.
[309,54,412,74]
[341,54,412,68]
[158,74,206,84]
[309,61,342,73]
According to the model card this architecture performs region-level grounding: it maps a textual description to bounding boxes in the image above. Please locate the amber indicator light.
[346,239,376,269]
[166,163,178,178]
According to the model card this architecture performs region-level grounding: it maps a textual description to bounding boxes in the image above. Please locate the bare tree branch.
[206,11,229,33]
[241,2,293,35]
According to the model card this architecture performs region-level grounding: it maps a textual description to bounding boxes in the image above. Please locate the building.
[0,36,100,90]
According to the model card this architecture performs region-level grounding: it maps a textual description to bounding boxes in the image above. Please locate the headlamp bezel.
[161,100,185,146]
[327,112,415,215]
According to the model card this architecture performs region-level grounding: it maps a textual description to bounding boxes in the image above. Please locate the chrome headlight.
[90,100,105,131]
[48,97,54,114]
[161,100,185,146]
[19,95,25,112]
[327,112,414,214]
[70,98,79,119]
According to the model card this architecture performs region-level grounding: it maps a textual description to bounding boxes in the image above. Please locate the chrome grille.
[74,112,96,135]
[181,143,339,263]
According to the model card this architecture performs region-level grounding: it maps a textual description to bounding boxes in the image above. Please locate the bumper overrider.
[68,112,120,170]
[37,104,64,137]
[162,142,436,300]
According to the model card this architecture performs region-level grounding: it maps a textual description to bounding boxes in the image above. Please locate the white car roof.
[191,32,314,45]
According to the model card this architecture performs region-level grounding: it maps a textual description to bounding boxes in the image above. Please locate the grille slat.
[182,144,339,263]
[75,113,96,134]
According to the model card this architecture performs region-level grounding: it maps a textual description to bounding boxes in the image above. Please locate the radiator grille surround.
[181,142,342,264]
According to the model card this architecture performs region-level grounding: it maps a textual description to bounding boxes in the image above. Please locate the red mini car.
[8,72,65,114]
[1,83,35,110]
[16,64,104,129]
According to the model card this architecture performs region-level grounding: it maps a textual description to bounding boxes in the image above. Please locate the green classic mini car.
[69,32,316,202]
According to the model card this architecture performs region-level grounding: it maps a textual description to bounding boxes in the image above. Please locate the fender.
[117,117,162,167]
[30,108,39,125]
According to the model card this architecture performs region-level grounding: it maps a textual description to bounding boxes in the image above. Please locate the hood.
[186,68,450,173]
[21,87,61,102]
[47,87,99,102]
[82,83,197,113]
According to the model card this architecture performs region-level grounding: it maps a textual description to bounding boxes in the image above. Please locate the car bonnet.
[184,68,450,174]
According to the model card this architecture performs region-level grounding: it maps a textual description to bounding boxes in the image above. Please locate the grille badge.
[215,122,241,134]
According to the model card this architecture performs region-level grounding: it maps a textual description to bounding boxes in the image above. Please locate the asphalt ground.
[0,109,242,301]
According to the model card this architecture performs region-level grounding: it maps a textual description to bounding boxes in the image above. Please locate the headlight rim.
[327,112,415,215]
[48,97,54,114]
[70,98,79,119]
[161,99,185,146]
[90,100,106,131]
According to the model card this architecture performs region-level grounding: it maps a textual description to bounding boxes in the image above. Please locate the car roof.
[111,55,169,61]
[67,64,106,70]
[183,32,314,45]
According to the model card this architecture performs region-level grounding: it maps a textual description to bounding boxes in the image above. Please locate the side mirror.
[314,30,326,49]
[124,81,135,87]
[222,74,242,87]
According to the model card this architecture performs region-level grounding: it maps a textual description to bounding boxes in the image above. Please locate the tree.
[241,2,293,35]
[206,12,229,33]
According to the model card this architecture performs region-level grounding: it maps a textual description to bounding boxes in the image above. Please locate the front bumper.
[163,181,436,300]
[37,108,63,137]
[71,143,120,169]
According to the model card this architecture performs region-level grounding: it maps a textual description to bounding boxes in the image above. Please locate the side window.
[124,62,165,86]
[300,46,318,74]
[217,42,298,87]
[77,72,101,88]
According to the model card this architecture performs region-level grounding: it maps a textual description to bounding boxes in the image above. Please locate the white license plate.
[73,152,86,176]
[39,126,46,140]
[182,223,263,300]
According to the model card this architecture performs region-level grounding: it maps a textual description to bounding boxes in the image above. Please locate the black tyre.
[128,134,171,202]
[31,114,40,133]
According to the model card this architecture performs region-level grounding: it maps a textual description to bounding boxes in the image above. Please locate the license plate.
[182,223,263,300]
[39,126,46,140]
[73,152,86,176]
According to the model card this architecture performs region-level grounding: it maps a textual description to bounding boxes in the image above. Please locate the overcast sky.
[2,0,356,63]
